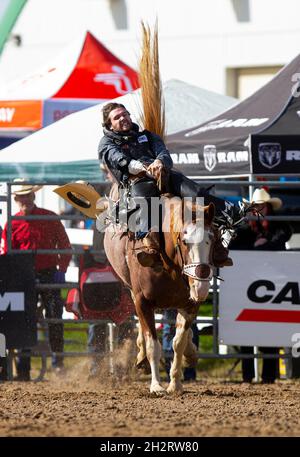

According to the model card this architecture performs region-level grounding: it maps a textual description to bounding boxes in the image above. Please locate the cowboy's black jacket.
[98,123,173,183]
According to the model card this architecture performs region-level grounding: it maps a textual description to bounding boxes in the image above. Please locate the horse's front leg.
[145,332,165,395]
[167,310,194,395]
[135,298,165,395]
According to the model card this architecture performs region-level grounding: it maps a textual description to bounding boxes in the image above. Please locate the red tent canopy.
[0,31,139,131]
[54,31,139,100]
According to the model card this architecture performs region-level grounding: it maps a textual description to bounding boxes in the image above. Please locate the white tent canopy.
[164,79,236,134]
[0,79,237,182]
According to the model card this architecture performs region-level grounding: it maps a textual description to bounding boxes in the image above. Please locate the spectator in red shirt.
[0,180,72,380]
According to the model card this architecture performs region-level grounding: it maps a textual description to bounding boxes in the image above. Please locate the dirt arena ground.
[1,363,300,437]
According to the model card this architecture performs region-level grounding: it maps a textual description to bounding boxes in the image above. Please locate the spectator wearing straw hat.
[232,188,292,251]
[229,187,293,383]
[0,179,72,380]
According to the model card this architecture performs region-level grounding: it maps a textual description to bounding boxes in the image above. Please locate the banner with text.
[0,255,37,349]
[219,251,300,347]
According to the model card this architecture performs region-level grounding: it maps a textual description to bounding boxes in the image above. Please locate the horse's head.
[174,201,215,302]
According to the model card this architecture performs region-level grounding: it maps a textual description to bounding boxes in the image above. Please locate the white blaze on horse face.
[183,224,213,302]
[183,222,204,247]
[183,223,211,264]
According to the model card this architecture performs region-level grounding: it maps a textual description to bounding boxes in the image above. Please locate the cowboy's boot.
[136,231,164,272]
[212,234,233,268]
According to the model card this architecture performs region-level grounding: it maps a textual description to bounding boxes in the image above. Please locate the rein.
[175,235,185,270]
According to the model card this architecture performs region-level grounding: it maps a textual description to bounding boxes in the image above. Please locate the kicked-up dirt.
[0,365,300,437]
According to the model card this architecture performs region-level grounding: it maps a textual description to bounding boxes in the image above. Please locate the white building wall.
[1,0,300,95]
[1,0,300,219]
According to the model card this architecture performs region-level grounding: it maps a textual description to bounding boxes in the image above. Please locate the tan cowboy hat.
[251,187,282,211]
[53,181,104,219]
[12,178,43,195]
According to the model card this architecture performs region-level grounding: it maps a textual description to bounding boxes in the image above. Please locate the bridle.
[175,228,214,282]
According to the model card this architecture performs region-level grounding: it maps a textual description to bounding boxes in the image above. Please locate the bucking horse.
[104,189,216,394]
[55,180,220,395]
[54,22,252,394]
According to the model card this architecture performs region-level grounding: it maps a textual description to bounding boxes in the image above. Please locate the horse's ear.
[205,202,215,225]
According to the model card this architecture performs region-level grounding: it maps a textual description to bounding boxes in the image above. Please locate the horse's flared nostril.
[195,264,211,279]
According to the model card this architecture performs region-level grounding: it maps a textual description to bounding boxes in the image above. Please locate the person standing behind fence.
[229,187,293,383]
[0,179,72,380]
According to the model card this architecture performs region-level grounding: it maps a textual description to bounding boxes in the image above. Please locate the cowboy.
[98,103,240,269]
[0,179,72,380]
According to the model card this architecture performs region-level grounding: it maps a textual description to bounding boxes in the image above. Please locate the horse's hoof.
[150,383,166,396]
[167,382,184,395]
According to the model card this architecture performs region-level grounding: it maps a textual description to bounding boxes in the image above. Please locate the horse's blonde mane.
[169,200,184,234]
[166,199,214,247]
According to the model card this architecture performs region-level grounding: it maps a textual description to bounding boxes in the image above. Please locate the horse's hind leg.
[135,298,165,395]
[167,310,194,395]
[131,291,150,373]
[182,328,198,373]
[136,323,150,373]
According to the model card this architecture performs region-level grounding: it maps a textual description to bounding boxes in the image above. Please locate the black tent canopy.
[166,52,300,178]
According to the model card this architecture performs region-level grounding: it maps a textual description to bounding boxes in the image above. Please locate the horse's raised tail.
[139,20,165,139]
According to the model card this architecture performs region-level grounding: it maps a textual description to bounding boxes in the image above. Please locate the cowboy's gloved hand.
[54,270,66,283]
[128,160,145,175]
[147,159,164,180]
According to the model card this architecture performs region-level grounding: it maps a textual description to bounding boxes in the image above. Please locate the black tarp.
[0,255,37,349]
[166,53,300,178]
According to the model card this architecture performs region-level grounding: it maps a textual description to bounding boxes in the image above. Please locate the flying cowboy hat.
[53,181,107,219]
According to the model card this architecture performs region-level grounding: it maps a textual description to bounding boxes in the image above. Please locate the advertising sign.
[43,99,98,126]
[219,251,300,347]
[0,255,37,349]
[251,135,300,175]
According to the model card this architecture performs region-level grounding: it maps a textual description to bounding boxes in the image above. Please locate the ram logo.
[203,144,217,171]
[258,142,281,169]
